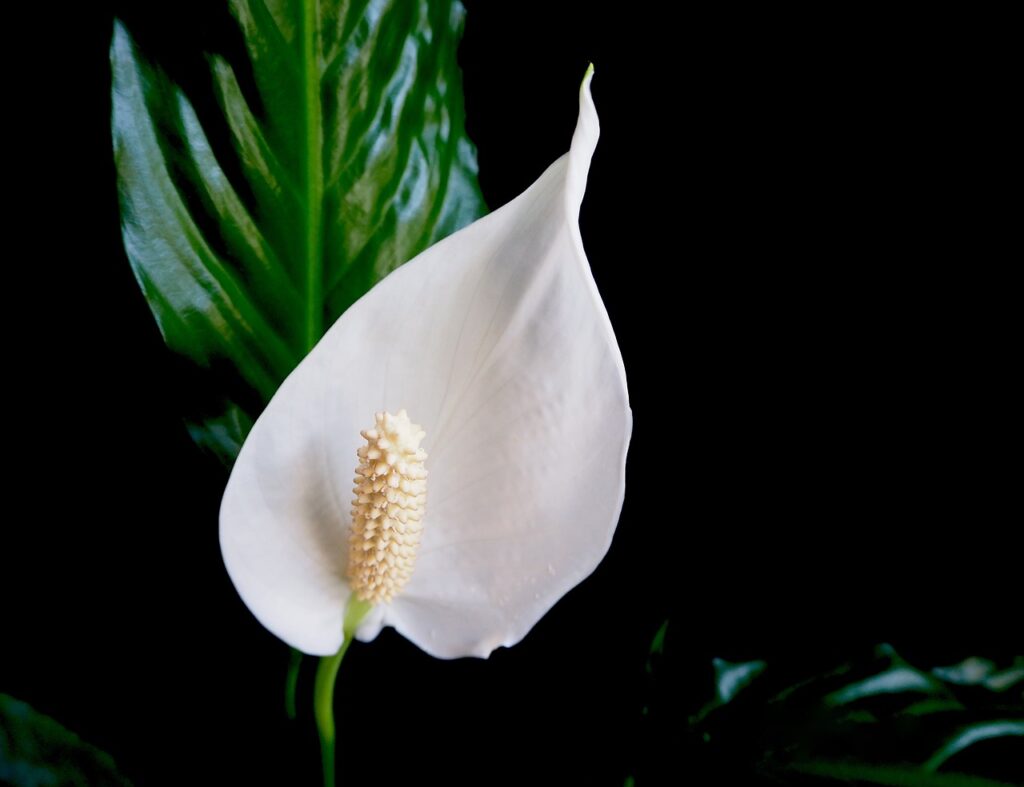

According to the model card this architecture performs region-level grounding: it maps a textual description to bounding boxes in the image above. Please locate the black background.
[5,3,1017,785]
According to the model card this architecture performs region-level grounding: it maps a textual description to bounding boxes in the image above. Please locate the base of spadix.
[348,409,427,604]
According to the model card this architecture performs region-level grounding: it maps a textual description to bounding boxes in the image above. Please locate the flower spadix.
[348,410,427,605]
[220,69,631,659]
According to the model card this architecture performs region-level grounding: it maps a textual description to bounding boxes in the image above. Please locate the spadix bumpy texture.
[349,410,427,604]
[220,70,632,660]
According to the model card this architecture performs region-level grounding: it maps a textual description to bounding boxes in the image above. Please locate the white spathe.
[220,70,631,659]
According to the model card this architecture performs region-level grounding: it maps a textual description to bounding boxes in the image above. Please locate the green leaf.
[111,1,486,461]
[644,619,668,674]
[789,760,1014,787]
[683,644,1024,785]
[923,720,1024,772]
[933,656,1024,693]
[713,657,767,705]
[824,664,940,706]
[0,694,133,786]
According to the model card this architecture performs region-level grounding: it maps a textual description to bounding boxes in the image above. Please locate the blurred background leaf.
[639,626,1023,785]
[0,695,132,787]
[111,0,486,464]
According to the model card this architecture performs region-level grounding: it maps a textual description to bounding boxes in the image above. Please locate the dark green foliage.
[0,695,133,787]
[642,626,1023,785]
[111,1,486,462]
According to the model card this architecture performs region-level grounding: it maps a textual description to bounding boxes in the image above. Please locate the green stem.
[285,648,303,720]
[313,639,351,787]
[313,598,373,787]
[301,0,324,351]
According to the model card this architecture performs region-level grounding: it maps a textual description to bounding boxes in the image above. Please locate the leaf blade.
[112,1,486,460]
[0,694,133,787]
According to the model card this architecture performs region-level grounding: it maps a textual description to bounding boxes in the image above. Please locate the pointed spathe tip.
[579,63,596,113]
[572,62,599,167]
[581,63,596,97]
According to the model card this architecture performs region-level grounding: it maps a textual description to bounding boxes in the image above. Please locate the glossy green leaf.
[901,697,966,717]
[681,643,1023,785]
[790,760,1013,787]
[111,1,486,461]
[0,694,132,786]
[933,656,1024,693]
[824,664,940,706]
[924,720,1024,772]
[713,657,767,705]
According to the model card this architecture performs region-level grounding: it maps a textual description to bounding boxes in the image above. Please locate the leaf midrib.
[302,0,324,352]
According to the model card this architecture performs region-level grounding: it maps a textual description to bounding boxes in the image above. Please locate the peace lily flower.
[220,68,630,665]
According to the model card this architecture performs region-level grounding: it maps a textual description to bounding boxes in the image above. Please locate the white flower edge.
[220,68,632,659]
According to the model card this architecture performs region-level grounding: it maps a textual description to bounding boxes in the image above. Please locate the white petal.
[218,357,352,655]
[219,69,630,658]
[386,70,631,658]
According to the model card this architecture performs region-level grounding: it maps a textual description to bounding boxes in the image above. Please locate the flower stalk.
[314,597,374,787]
[285,648,302,720]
